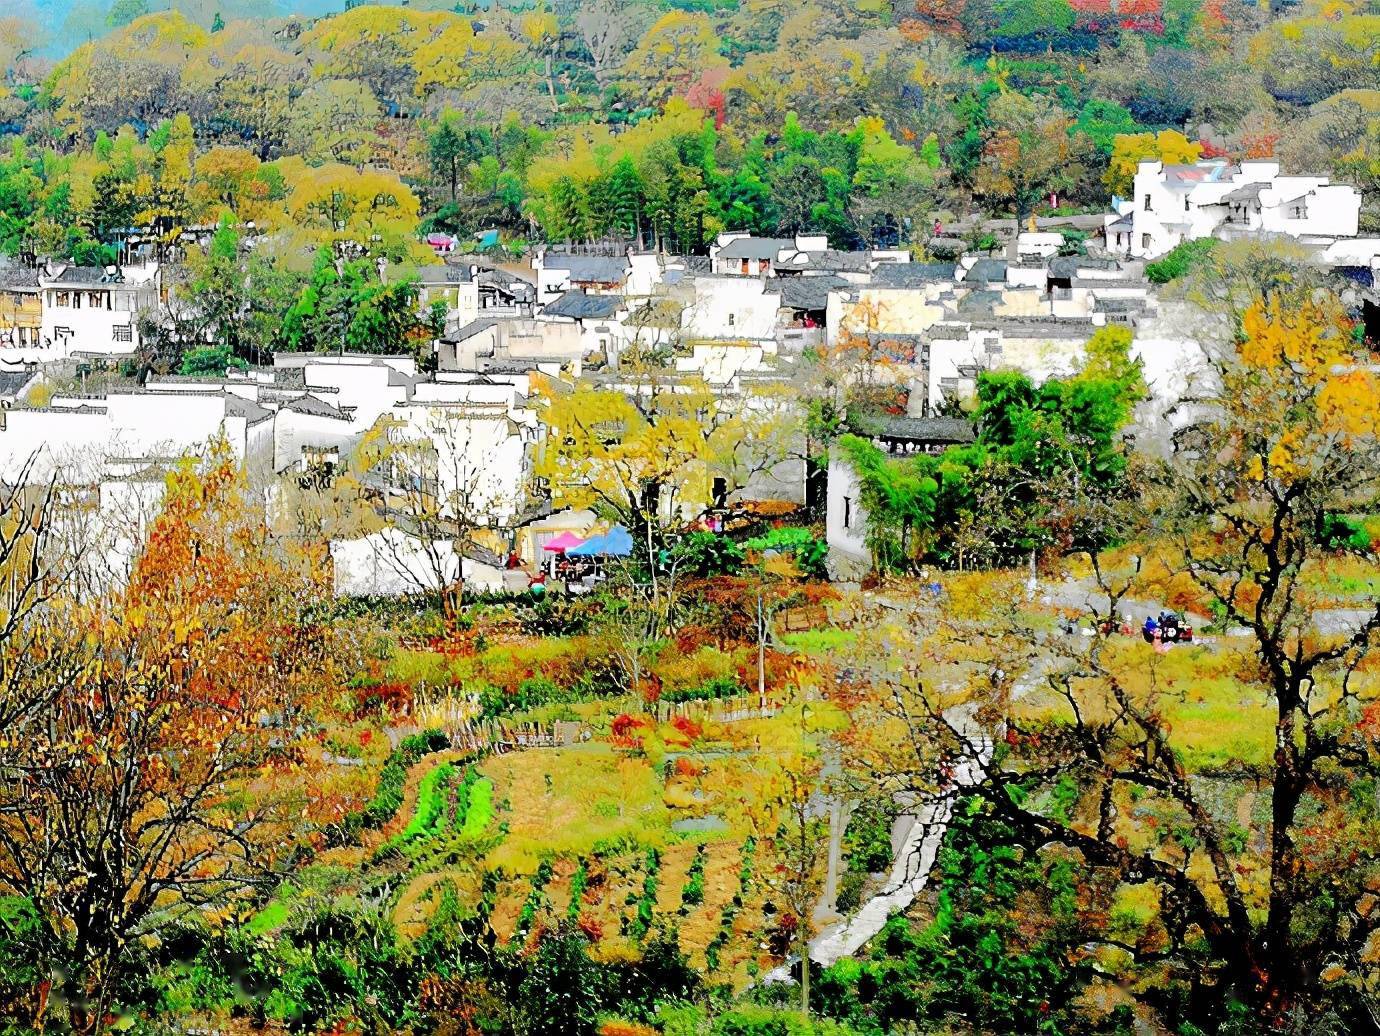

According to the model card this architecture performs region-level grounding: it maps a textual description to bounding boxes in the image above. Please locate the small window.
[1141,233,1152,250]
[842,495,853,530]
[727,313,736,326]
[1184,196,1190,212]
[113,324,132,343]
[740,259,749,275]
[55,291,70,308]
[1143,194,1152,212]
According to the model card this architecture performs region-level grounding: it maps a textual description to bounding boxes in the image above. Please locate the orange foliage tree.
[0,451,337,1033]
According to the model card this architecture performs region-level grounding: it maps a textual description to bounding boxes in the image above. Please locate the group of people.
[1142,612,1191,652]
[1059,610,1193,650]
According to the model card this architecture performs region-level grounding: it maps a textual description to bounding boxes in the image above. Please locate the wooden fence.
[384,716,590,754]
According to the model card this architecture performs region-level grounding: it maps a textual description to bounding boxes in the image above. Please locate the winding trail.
[765,710,991,982]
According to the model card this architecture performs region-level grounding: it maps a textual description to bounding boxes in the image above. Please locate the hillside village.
[6,0,1380,1031]
[0,156,1375,600]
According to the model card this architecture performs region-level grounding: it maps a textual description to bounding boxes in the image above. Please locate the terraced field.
[247,725,800,989]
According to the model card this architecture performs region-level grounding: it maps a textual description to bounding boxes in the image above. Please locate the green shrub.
[1145,238,1217,284]
[712,1004,863,1035]
[680,845,707,910]
[341,729,451,837]
[843,799,895,875]
[744,526,829,579]
[402,764,453,841]
[675,532,745,577]
[460,775,494,837]
[665,675,742,704]
[1320,512,1371,553]
[835,870,868,914]
[628,847,661,940]
[568,858,590,919]
[513,860,555,945]
[1058,228,1087,256]
[178,344,248,376]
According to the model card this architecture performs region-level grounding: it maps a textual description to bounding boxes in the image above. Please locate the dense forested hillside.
[1,0,1378,272]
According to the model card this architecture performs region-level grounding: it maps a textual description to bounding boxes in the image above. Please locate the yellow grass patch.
[480,743,671,872]
[654,842,700,916]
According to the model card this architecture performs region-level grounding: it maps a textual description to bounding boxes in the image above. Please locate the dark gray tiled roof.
[716,237,792,261]
[1095,298,1148,314]
[52,266,123,285]
[542,290,621,320]
[965,259,1008,284]
[875,415,976,444]
[956,289,1002,314]
[871,262,956,287]
[1223,182,1267,205]
[802,249,871,273]
[417,265,472,285]
[0,263,39,289]
[544,254,629,283]
[476,268,535,300]
[928,324,970,341]
[443,318,500,344]
[774,274,848,311]
[0,369,36,398]
[1049,256,1122,279]
[280,393,349,419]
[224,393,274,424]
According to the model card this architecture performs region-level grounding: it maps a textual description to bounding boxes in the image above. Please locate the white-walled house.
[0,387,274,485]
[826,280,949,345]
[708,232,910,280]
[682,275,782,344]
[272,393,357,473]
[710,234,796,276]
[415,265,480,327]
[330,527,513,597]
[438,316,585,372]
[825,455,869,579]
[1106,159,1363,259]
[370,397,536,527]
[537,290,630,362]
[302,357,416,430]
[532,252,630,299]
[39,263,160,358]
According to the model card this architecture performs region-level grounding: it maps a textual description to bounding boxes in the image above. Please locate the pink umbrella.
[542,531,586,552]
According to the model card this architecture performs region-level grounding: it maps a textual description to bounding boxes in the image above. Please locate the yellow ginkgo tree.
[534,368,800,573]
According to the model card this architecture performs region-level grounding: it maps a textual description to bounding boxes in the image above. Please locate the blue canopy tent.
[565,525,633,557]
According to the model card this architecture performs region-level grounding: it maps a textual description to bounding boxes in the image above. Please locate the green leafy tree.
[283,249,432,358]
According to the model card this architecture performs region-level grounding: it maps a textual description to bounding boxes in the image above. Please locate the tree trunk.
[1261,702,1305,1015]
[757,594,767,709]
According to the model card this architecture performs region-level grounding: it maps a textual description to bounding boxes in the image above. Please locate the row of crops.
[375,761,496,863]
[359,745,785,985]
